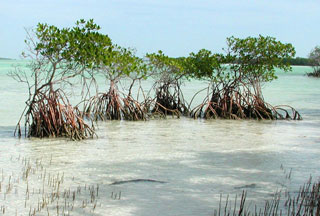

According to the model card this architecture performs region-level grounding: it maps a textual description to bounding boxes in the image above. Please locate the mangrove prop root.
[150,83,189,118]
[15,89,96,140]
[191,85,302,120]
[85,86,148,121]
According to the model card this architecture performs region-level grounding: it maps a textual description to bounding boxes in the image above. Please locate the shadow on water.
[0,126,16,138]
[73,149,316,216]
[300,108,320,117]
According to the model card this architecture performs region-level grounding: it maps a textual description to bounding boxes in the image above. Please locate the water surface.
[0,61,319,215]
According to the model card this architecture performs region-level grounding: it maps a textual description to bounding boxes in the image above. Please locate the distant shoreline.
[0,57,14,60]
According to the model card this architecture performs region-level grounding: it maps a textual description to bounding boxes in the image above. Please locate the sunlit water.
[0,60,319,215]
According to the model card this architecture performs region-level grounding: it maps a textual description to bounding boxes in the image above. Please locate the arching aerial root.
[146,99,181,118]
[15,89,96,140]
[148,83,189,118]
[191,88,302,120]
[274,105,302,120]
[84,87,148,121]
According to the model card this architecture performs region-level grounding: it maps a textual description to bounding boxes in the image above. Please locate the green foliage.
[13,19,111,139]
[184,49,225,81]
[184,35,295,84]
[146,50,185,78]
[101,46,147,80]
[187,36,300,120]
[226,35,296,82]
[19,18,117,96]
[35,19,113,70]
[283,57,311,66]
[30,19,148,92]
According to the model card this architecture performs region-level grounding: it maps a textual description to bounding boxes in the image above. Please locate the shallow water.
[0,60,319,215]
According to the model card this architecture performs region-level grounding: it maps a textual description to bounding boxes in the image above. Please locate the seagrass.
[214,178,320,216]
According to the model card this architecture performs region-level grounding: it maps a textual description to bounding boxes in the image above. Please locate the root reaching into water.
[191,84,301,120]
[15,89,96,140]
[274,105,302,120]
[148,82,189,118]
[85,82,148,121]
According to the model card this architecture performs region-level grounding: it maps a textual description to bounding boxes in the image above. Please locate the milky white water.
[0,60,319,215]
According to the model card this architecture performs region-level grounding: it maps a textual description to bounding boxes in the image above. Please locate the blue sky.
[0,0,319,58]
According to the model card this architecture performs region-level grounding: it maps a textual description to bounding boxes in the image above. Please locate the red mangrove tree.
[11,19,111,140]
[146,51,189,117]
[84,45,149,121]
[187,35,301,120]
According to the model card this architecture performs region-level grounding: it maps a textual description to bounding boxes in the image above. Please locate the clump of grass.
[2,155,107,215]
[215,177,320,216]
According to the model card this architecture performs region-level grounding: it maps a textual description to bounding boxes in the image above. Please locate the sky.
[0,0,319,59]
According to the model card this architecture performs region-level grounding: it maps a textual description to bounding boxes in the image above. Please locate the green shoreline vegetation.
[10,19,302,140]
[282,57,312,66]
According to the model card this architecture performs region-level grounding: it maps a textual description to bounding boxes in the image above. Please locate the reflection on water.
[0,62,319,215]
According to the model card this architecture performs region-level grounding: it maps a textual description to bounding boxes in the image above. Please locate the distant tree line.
[282,57,312,66]
[176,57,313,66]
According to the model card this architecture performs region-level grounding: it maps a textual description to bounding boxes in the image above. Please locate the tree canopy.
[184,35,295,84]
[226,35,295,82]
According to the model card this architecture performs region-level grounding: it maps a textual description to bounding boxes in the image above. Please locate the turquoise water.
[0,60,319,215]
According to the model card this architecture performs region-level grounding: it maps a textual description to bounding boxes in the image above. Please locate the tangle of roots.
[16,89,96,140]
